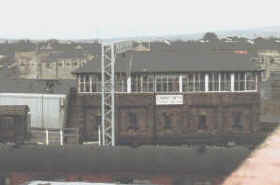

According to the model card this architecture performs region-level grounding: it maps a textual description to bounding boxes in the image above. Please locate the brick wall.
[67,90,260,145]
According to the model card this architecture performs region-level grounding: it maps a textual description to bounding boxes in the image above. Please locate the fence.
[30,128,79,145]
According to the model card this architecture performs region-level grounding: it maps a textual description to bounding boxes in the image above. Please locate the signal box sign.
[156,95,183,105]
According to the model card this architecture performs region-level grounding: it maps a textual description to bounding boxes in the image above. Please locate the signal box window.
[163,112,172,129]
[128,112,138,131]
[198,115,207,130]
[232,112,243,129]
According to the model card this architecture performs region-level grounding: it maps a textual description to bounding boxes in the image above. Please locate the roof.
[73,48,260,74]
[0,105,29,116]
[0,79,75,94]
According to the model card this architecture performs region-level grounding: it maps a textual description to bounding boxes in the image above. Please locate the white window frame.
[77,71,258,94]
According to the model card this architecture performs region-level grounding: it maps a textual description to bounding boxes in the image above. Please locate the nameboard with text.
[156,95,183,105]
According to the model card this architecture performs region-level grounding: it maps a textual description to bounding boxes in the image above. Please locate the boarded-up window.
[163,112,172,129]
[232,112,243,129]
[128,112,138,131]
[198,115,207,130]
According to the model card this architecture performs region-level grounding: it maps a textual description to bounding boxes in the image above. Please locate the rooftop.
[0,79,75,94]
[73,45,260,74]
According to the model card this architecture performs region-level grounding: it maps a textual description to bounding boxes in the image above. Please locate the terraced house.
[67,44,262,145]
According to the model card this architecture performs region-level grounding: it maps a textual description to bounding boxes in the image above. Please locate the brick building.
[67,45,262,145]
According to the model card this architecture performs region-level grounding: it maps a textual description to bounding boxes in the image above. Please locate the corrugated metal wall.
[0,93,66,129]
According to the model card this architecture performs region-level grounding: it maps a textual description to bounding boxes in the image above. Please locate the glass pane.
[246,72,256,90]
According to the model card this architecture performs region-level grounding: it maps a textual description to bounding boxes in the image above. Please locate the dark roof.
[0,79,75,94]
[73,49,260,74]
[0,105,29,116]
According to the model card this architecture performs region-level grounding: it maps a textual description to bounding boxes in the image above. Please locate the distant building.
[15,51,92,79]
[254,50,280,81]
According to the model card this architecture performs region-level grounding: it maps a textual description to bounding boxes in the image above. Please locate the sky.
[0,0,279,39]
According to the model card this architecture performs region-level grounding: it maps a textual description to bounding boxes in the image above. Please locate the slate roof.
[0,79,75,94]
[73,47,260,74]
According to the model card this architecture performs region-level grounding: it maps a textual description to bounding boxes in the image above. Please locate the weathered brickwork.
[67,89,260,145]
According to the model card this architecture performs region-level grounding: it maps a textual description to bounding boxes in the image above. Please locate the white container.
[0,93,67,129]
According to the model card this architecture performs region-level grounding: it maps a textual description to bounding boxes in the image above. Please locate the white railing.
[30,128,79,145]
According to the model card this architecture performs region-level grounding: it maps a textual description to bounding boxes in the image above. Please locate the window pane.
[240,73,245,91]
[156,75,162,92]
[162,76,168,92]
[168,75,179,92]
[96,75,102,92]
[200,73,205,91]
[80,75,84,92]
[234,72,245,91]
[209,72,219,91]
[221,73,231,91]
[132,74,141,92]
[85,75,90,92]
[246,72,256,90]
[115,73,127,92]
[148,75,154,92]
[183,73,194,92]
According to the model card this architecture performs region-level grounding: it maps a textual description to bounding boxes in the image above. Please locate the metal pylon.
[101,43,115,146]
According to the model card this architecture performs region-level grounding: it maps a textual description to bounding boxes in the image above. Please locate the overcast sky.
[0,0,279,39]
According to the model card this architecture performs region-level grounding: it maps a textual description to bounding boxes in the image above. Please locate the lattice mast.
[101,41,133,146]
[101,43,115,146]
